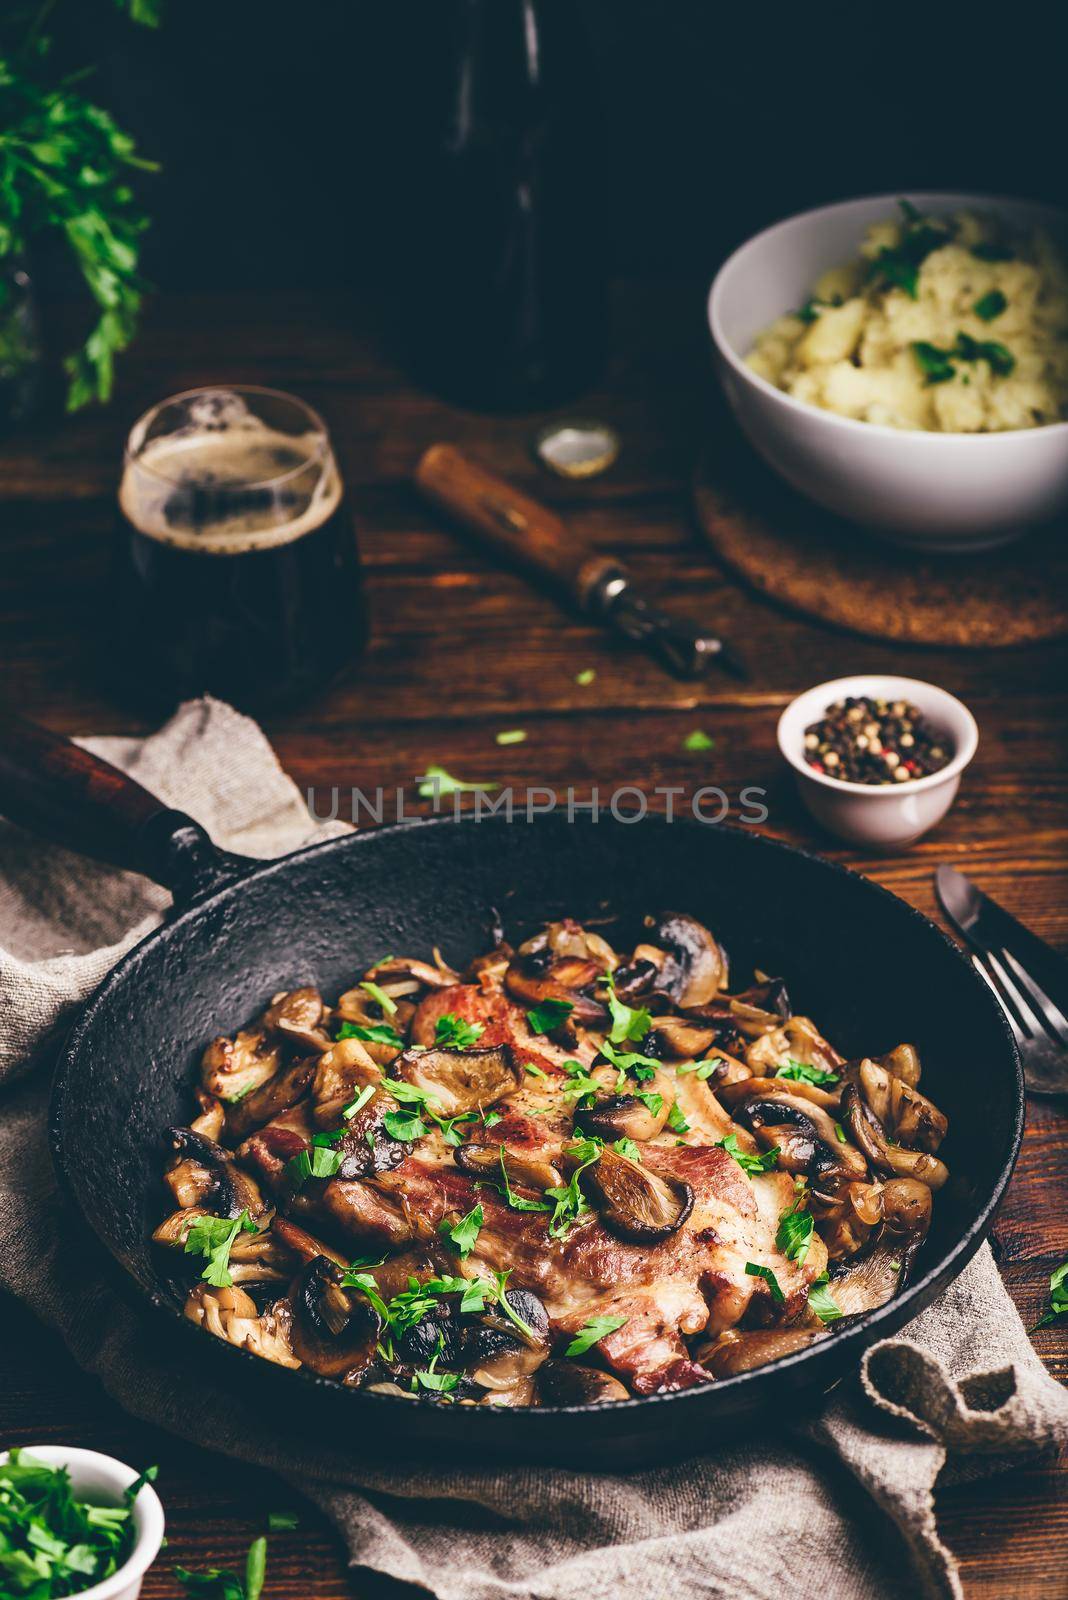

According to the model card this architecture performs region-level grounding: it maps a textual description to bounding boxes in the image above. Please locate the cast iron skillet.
[0,716,1023,1467]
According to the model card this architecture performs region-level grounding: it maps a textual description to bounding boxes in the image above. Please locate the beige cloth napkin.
[1,697,1065,1600]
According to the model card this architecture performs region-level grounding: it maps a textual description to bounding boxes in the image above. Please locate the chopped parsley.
[523,1060,548,1079]
[1034,1258,1068,1330]
[183,1210,258,1286]
[833,1120,847,1144]
[439,1203,484,1258]
[286,1144,346,1186]
[544,1139,601,1239]
[666,1101,690,1136]
[565,1314,629,1357]
[807,1272,843,1324]
[973,289,1007,322]
[177,1535,268,1600]
[745,1261,785,1303]
[870,204,953,299]
[682,729,715,752]
[776,1202,814,1264]
[575,668,596,686]
[412,1341,461,1395]
[560,1058,601,1107]
[268,1511,298,1532]
[0,1450,158,1599]
[635,1090,664,1117]
[495,729,527,746]
[381,1107,428,1142]
[341,1084,376,1120]
[434,1013,485,1049]
[715,1133,780,1174]
[774,1059,840,1087]
[911,340,957,385]
[603,969,653,1045]
[336,1019,404,1049]
[912,331,1016,385]
[417,765,500,798]
[359,980,397,1016]
[613,1137,642,1162]
[600,1037,659,1082]
[677,1057,721,1080]
[526,998,574,1035]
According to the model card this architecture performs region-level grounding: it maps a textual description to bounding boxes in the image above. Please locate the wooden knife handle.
[414,443,624,609]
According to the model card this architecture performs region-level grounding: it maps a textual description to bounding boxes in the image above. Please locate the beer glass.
[114,386,365,711]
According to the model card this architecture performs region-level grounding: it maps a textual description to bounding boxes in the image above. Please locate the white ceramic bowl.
[777,675,978,851]
[708,191,1068,552]
[0,1445,165,1600]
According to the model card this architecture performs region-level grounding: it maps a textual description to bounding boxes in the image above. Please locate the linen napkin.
[0,696,1065,1600]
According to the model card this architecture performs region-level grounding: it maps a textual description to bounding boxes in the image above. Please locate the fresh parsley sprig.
[1034,1258,1068,1330]
[565,1314,628,1357]
[435,1013,485,1049]
[602,969,652,1045]
[176,1534,267,1599]
[714,1133,779,1174]
[774,1059,840,1087]
[183,1210,258,1287]
[0,1450,157,1598]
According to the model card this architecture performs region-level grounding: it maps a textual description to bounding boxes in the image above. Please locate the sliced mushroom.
[468,1289,550,1389]
[164,1155,215,1210]
[164,1128,269,1220]
[841,1084,948,1189]
[729,975,792,1023]
[270,1215,349,1268]
[455,1142,561,1192]
[518,920,619,969]
[574,1092,669,1143]
[200,1027,282,1104]
[881,1176,933,1236]
[311,1038,383,1128]
[879,1042,922,1088]
[584,1147,694,1243]
[504,956,608,1027]
[189,1088,225,1142]
[290,1255,382,1379]
[367,957,460,992]
[695,1327,821,1376]
[723,1089,866,1181]
[392,1043,521,1117]
[745,1017,843,1087]
[152,1206,211,1249]
[609,954,660,1000]
[857,1059,947,1152]
[263,987,332,1053]
[226,1054,318,1140]
[537,1360,630,1405]
[645,912,726,1006]
[808,1177,884,1259]
[645,1017,718,1059]
[184,1283,300,1368]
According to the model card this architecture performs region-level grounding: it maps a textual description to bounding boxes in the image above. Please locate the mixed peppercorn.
[803,695,952,786]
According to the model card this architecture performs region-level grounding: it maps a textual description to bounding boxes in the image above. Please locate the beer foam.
[119,413,342,554]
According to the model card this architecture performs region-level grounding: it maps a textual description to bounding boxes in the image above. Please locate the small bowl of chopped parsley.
[0,1446,164,1599]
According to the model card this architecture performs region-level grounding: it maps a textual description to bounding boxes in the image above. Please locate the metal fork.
[970,945,1068,1097]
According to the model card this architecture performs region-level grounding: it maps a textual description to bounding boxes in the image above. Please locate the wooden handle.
[0,710,230,898]
[414,444,624,609]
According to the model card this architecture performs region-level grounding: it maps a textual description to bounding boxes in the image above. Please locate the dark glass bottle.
[400,0,607,411]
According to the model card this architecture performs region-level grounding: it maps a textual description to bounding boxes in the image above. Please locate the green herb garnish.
[776,1202,814,1264]
[565,1315,629,1357]
[381,1108,428,1142]
[807,1272,843,1324]
[833,1120,847,1144]
[612,1137,642,1162]
[0,1450,157,1599]
[359,980,397,1016]
[599,1037,659,1080]
[268,1511,298,1532]
[418,765,499,798]
[912,331,1016,385]
[526,999,574,1035]
[774,1059,840,1087]
[544,1139,601,1239]
[745,1262,785,1302]
[870,205,952,299]
[714,1133,779,1174]
[666,1101,690,1135]
[676,1057,720,1080]
[434,1013,485,1049]
[498,1146,551,1213]
[603,969,653,1045]
[973,289,1007,322]
[336,1019,404,1049]
[286,1144,345,1187]
[183,1210,258,1287]
[495,730,527,746]
[911,340,957,385]
[523,1060,548,1079]
[341,1084,376,1121]
[439,1203,484,1258]
[682,729,715,752]
[575,668,596,686]
[1034,1258,1068,1330]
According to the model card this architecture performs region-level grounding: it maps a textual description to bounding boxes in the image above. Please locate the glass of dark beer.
[113,385,365,712]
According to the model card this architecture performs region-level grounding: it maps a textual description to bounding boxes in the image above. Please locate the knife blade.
[936,864,1068,1006]
[414,443,746,681]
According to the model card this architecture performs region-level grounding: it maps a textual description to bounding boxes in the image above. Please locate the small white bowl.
[777,675,978,851]
[0,1446,165,1600]
[708,192,1068,552]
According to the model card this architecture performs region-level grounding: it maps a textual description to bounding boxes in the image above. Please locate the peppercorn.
[802,695,953,786]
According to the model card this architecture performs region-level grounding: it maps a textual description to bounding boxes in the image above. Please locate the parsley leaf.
[418,765,499,798]
[0,1447,155,1596]
[682,729,715,752]
[599,1037,660,1079]
[286,1144,345,1186]
[336,1019,404,1049]
[526,998,574,1035]
[495,729,527,745]
[612,1136,642,1162]
[1034,1258,1068,1329]
[341,1083,376,1120]
[635,1090,664,1117]
[382,1108,428,1141]
[176,1534,267,1599]
[268,1511,298,1532]
[575,667,597,685]
[523,1060,548,1079]
[745,1261,785,1302]
[715,1132,779,1174]
[666,1101,690,1135]
[603,969,653,1045]
[544,1139,601,1239]
[912,340,957,385]
[439,1203,484,1258]
[435,1013,485,1049]
[973,289,1007,322]
[776,1202,814,1264]
[774,1059,840,1087]
[498,1146,551,1213]
[807,1272,843,1324]
[565,1314,629,1357]
[676,1057,721,1080]
[183,1210,258,1287]
[359,980,397,1016]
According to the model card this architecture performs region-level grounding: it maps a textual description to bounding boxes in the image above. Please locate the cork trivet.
[693,441,1068,647]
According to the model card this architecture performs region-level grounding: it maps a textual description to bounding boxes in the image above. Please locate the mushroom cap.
[585,1147,694,1243]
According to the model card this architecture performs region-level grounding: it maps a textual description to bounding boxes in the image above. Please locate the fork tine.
[972,953,1027,1044]
[1000,947,1068,1046]
[986,949,1046,1040]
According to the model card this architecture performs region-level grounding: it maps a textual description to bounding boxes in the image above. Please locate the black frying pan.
[0,716,1023,1467]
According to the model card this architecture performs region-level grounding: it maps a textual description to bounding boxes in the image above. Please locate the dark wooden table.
[1,282,1066,1596]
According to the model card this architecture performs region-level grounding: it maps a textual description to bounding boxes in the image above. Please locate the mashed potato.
[747,204,1068,432]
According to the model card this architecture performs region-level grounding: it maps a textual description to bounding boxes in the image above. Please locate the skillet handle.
[0,711,250,903]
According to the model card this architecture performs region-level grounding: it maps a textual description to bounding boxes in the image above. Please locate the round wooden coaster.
[693,441,1068,648]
